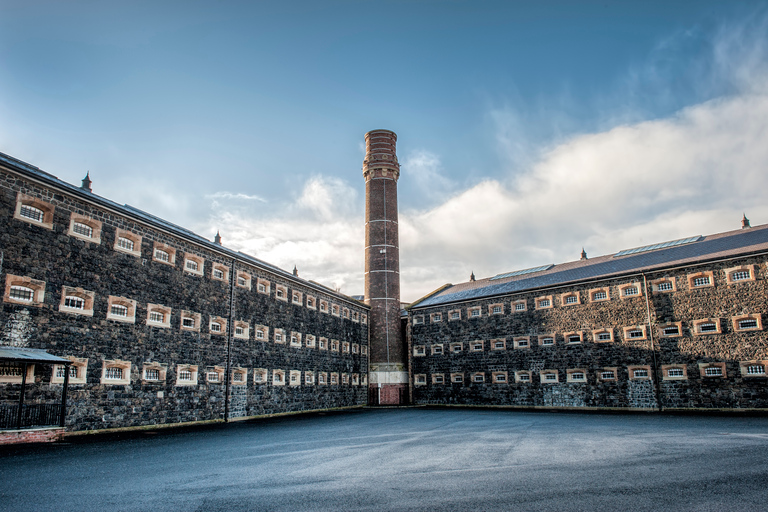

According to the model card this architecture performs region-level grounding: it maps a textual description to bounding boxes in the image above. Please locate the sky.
[2,0,768,301]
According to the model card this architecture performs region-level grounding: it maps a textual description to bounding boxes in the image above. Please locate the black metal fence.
[0,403,63,429]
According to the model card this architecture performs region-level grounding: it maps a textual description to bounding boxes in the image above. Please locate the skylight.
[613,236,702,258]
[490,264,554,281]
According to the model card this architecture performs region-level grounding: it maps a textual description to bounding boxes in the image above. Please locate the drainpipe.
[642,273,663,412]
[17,363,28,429]
[59,362,71,427]
[224,259,236,422]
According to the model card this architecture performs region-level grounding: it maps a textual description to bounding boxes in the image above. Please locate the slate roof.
[0,347,71,365]
[412,223,768,309]
[0,151,365,307]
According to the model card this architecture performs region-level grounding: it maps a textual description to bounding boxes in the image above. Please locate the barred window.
[182,317,195,328]
[450,311,460,320]
[730,270,751,281]
[0,366,23,377]
[256,330,264,339]
[667,368,684,377]
[623,286,638,296]
[210,322,222,333]
[597,332,612,341]
[414,316,424,325]
[144,368,160,380]
[544,373,557,381]
[518,373,531,382]
[19,204,44,222]
[470,309,480,317]
[515,303,526,311]
[693,276,710,287]
[565,295,578,304]
[258,283,266,293]
[207,371,220,382]
[493,341,505,349]
[56,366,78,379]
[540,337,554,346]
[738,319,758,330]
[178,370,192,381]
[704,366,722,377]
[663,326,680,336]
[600,371,615,380]
[627,329,644,339]
[72,222,93,238]
[185,260,199,272]
[154,249,170,262]
[233,371,244,382]
[570,372,585,381]
[698,322,717,333]
[657,281,673,291]
[432,313,442,322]
[538,299,550,307]
[515,339,528,348]
[9,285,34,302]
[117,237,134,252]
[592,291,607,300]
[110,304,128,317]
[492,305,502,314]
[473,374,485,382]
[149,311,164,323]
[213,269,224,279]
[747,365,765,375]
[434,375,444,384]
[567,334,581,343]
[64,296,85,310]
[633,369,648,378]
[235,326,244,336]
[104,367,123,380]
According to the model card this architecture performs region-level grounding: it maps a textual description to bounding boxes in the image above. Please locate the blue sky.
[2,1,768,300]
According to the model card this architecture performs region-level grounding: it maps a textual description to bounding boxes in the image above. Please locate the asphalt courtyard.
[1,408,767,511]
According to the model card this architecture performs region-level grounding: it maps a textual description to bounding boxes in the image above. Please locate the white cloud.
[207,191,267,202]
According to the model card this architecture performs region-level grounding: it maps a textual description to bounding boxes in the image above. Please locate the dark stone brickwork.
[0,165,368,431]
[410,259,768,410]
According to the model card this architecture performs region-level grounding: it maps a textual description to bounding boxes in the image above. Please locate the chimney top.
[470,271,476,282]
[580,248,588,260]
[293,265,299,277]
[81,172,92,192]
[742,213,751,229]
[214,231,221,244]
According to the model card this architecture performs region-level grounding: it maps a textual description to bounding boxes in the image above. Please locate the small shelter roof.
[0,347,70,365]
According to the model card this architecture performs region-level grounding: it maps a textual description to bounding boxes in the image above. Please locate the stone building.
[407,222,768,411]
[0,150,369,432]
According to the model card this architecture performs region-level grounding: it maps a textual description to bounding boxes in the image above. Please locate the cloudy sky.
[2,1,768,301]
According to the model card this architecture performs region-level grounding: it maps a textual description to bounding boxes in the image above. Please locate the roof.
[0,347,71,365]
[413,223,768,309]
[0,151,366,308]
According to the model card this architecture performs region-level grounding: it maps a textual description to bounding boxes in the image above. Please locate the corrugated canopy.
[0,347,70,365]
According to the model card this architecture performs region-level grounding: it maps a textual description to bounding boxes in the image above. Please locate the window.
[431,313,442,322]
[319,337,328,350]
[253,368,268,384]
[472,373,485,383]
[726,266,755,285]
[330,372,339,385]
[142,363,168,383]
[332,305,340,316]
[561,293,579,306]
[565,332,582,344]
[318,372,327,385]
[431,344,444,355]
[599,370,616,381]
[740,361,767,377]
[212,268,224,280]
[272,369,285,386]
[414,374,427,386]
[451,373,464,383]
[362,314,368,324]
[514,302,526,311]
[541,371,559,383]
[567,370,586,383]
[289,370,301,386]
[361,345,368,356]
[698,363,726,378]
[0,364,34,384]
[257,279,271,295]
[72,222,92,238]
[306,296,316,309]
[305,371,315,385]
[101,360,131,385]
[693,319,721,335]
[619,283,641,298]
[234,322,249,339]
[146,304,171,328]
[663,366,687,380]
[59,286,95,316]
[9,285,34,302]
[290,332,302,347]
[110,304,127,317]
[628,366,651,380]
[181,315,196,330]
[470,341,484,352]
[492,372,508,384]
[594,330,613,342]
[624,327,646,340]
[331,339,340,352]
[306,335,317,348]
[688,271,714,289]
[276,285,288,301]
[319,300,328,313]
[450,342,463,353]
[19,204,44,222]
[176,365,198,386]
[536,296,552,309]
[211,265,229,282]
[590,288,609,302]
[343,307,350,319]
[449,310,461,321]
[413,316,424,325]
[208,317,226,335]
[468,307,481,318]
[255,325,268,340]
[492,339,506,350]
[236,273,251,289]
[185,260,199,272]
[733,314,762,332]
[539,336,555,346]
[14,194,54,229]
[651,278,676,294]
[515,371,532,383]
[231,368,247,385]
[513,337,529,349]
[660,324,682,337]
[489,304,503,315]
[292,292,302,305]
[51,357,88,385]
[152,244,175,265]
[432,374,445,384]
[113,229,142,257]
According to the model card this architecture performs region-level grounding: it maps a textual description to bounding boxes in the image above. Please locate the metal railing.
[0,403,63,429]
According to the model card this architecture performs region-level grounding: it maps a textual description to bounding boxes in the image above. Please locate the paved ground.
[1,408,767,511]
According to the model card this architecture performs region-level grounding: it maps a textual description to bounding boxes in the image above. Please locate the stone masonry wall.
[0,165,368,431]
[410,257,768,410]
